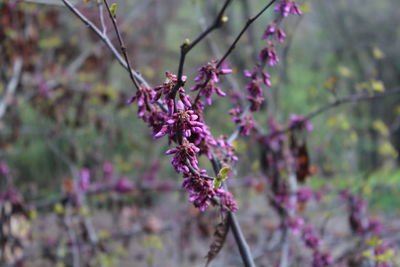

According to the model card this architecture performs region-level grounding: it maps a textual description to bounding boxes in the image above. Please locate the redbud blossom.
[274,0,302,17]
[166,138,201,173]
[191,60,232,105]
[259,42,279,67]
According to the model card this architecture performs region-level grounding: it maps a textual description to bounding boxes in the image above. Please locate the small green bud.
[110,3,117,17]
[213,166,231,189]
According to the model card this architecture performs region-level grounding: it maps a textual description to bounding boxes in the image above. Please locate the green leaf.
[217,166,231,181]
[371,80,385,92]
[110,3,117,17]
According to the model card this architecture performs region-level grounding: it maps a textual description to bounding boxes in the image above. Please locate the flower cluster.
[182,170,237,212]
[114,177,134,193]
[134,68,238,211]
[103,161,113,180]
[191,60,232,105]
[261,21,286,43]
[274,0,302,17]
[259,42,280,67]
[288,216,304,235]
[229,106,256,136]
[0,162,10,176]
[153,72,191,114]
[154,107,205,140]
[127,83,156,118]
[340,191,384,235]
[239,114,256,136]
[166,138,200,173]
[244,68,271,112]
[229,106,242,124]
[302,225,333,267]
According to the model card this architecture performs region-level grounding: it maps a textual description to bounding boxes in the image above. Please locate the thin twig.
[171,0,233,98]
[268,88,400,139]
[217,0,278,68]
[102,0,140,90]
[98,3,107,35]
[0,58,23,120]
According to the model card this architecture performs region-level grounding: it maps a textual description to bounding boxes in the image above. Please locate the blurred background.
[0,0,399,266]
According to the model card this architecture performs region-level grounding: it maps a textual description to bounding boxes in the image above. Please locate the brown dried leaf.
[205,216,229,266]
[296,144,310,183]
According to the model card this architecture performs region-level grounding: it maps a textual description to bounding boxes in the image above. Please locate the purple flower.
[189,123,217,159]
[0,162,9,176]
[261,22,277,39]
[103,162,113,179]
[274,0,302,17]
[182,170,237,212]
[288,114,313,132]
[79,169,90,192]
[239,114,256,136]
[297,187,313,203]
[166,138,200,173]
[275,29,286,43]
[229,106,243,123]
[346,195,369,234]
[0,188,21,204]
[261,21,286,43]
[312,251,333,267]
[127,84,156,118]
[182,170,215,211]
[154,108,205,140]
[114,177,134,193]
[244,69,271,87]
[288,216,304,235]
[368,217,384,234]
[216,136,239,163]
[153,72,189,114]
[259,42,279,66]
[247,95,265,112]
[191,60,232,105]
[244,69,272,112]
[217,190,238,211]
[302,225,321,249]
